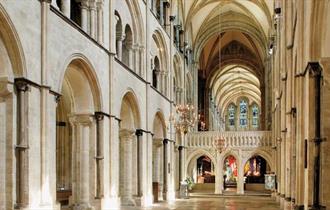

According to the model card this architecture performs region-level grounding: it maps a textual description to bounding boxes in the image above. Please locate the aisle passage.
[120,196,281,210]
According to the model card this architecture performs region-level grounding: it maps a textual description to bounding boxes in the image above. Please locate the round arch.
[57,53,103,111]
[125,0,145,45]
[152,110,167,139]
[120,90,141,130]
[0,5,26,78]
[152,30,169,72]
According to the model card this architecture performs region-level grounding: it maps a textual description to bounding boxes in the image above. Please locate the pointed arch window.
[228,104,235,127]
[239,99,248,127]
[252,104,259,128]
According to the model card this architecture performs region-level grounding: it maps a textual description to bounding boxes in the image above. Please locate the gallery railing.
[186,131,272,148]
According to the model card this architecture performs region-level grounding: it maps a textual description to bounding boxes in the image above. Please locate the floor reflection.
[120,195,282,210]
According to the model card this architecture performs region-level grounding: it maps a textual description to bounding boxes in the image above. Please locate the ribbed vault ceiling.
[186,0,272,116]
[209,65,261,116]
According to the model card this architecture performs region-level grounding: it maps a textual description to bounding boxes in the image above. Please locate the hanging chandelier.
[170,104,197,134]
[215,136,226,153]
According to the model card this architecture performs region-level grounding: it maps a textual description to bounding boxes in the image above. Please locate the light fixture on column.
[169,104,197,134]
[215,136,226,153]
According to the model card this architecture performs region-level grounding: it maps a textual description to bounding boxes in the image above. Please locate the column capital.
[89,1,97,10]
[0,78,14,97]
[40,0,52,3]
[132,44,140,51]
[96,1,104,10]
[138,45,145,51]
[69,114,94,125]
[94,112,105,121]
[81,0,89,8]
[163,138,169,145]
[15,80,29,92]
[119,128,135,138]
[178,145,184,151]
[135,129,143,137]
[153,138,163,147]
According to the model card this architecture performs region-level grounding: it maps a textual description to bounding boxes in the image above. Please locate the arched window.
[228,104,235,127]
[122,25,133,67]
[152,56,160,88]
[252,104,259,128]
[239,99,248,127]
[70,0,81,26]
[115,11,122,59]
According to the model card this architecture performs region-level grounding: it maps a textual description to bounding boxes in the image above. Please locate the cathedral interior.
[0,0,330,209]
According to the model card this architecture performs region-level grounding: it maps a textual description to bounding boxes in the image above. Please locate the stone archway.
[56,58,102,209]
[0,6,26,209]
[186,149,217,193]
[152,111,166,202]
[243,155,271,192]
[119,91,141,206]
[217,149,243,194]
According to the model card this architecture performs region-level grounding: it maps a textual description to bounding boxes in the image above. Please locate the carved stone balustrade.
[186,131,272,148]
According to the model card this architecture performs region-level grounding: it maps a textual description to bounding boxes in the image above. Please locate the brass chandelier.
[170,104,197,134]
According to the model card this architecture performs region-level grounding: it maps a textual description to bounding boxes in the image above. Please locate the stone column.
[61,0,71,17]
[69,114,94,209]
[95,112,105,199]
[116,35,124,60]
[89,1,97,39]
[178,146,183,183]
[164,72,168,96]
[216,153,224,194]
[237,160,244,195]
[81,0,89,32]
[128,45,133,69]
[107,117,121,207]
[119,129,135,205]
[159,0,164,25]
[0,80,13,209]
[138,45,145,77]
[96,1,104,43]
[153,138,163,200]
[159,71,165,93]
[40,89,60,207]
[162,139,168,200]
[132,44,139,73]
[135,129,143,197]
[14,80,29,208]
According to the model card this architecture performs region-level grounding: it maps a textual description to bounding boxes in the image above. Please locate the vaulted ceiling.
[184,0,273,114]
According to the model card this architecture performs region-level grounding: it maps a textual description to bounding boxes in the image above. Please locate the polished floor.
[120,195,282,210]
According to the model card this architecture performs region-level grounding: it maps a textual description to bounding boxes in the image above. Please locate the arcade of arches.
[1,0,330,210]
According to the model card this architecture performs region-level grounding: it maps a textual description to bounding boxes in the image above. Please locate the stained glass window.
[239,99,248,127]
[228,104,235,127]
[252,104,259,128]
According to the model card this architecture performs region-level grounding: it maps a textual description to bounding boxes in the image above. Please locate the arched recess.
[152,111,166,202]
[56,57,102,208]
[173,54,183,104]
[186,149,217,184]
[119,91,141,206]
[0,6,26,209]
[151,30,169,95]
[115,0,145,75]
[242,151,273,192]
[242,150,274,173]
[122,24,133,68]
[115,11,123,60]
[125,0,145,46]
[217,149,244,194]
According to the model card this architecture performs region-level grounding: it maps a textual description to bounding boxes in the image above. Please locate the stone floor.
[120,195,282,210]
